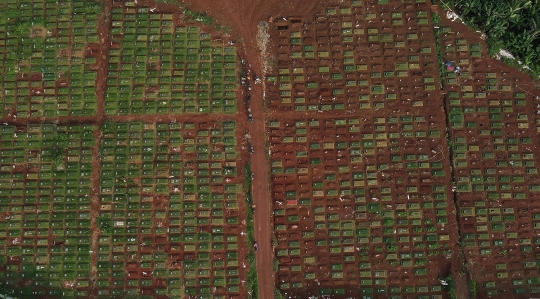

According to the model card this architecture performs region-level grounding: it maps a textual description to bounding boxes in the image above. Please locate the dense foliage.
[443,0,540,78]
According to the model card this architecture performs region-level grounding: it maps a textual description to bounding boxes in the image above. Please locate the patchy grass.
[243,163,258,298]
[441,275,457,299]
[468,279,477,299]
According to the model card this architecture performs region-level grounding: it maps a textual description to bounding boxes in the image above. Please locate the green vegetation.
[270,116,450,294]
[3,17,46,65]
[275,288,284,299]
[180,5,232,33]
[98,216,113,235]
[0,1,244,297]
[441,0,540,78]
[156,1,233,33]
[83,2,102,14]
[0,120,243,296]
[51,132,69,169]
[0,0,100,117]
[432,13,445,89]
[441,275,458,299]
[244,163,253,202]
[244,163,258,298]
[386,243,398,252]
[0,9,20,25]
[468,279,478,299]
[99,121,242,296]
[184,9,214,25]
[0,124,95,296]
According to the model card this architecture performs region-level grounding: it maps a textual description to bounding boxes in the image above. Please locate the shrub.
[383,219,394,227]
[386,244,398,252]
[416,259,427,266]
[468,280,477,299]
[84,3,102,14]
[52,148,65,169]
[440,275,457,299]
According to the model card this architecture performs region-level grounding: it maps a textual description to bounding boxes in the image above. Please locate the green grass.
[441,275,457,299]
[0,1,100,117]
[243,162,258,298]
[432,13,445,90]
[468,279,477,299]
[0,124,95,294]
[0,1,242,297]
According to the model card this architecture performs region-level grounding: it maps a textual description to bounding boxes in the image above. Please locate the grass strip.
[441,274,457,299]
[243,163,258,298]
[432,13,445,90]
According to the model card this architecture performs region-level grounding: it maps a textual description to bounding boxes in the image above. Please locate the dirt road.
[249,79,274,299]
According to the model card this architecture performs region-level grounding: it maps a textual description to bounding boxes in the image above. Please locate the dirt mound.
[257,21,271,74]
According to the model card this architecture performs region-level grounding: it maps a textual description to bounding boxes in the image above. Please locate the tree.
[449,0,540,78]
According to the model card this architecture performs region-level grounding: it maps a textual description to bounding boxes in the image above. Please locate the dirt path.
[247,19,274,299]
[247,73,274,299]
[88,0,111,295]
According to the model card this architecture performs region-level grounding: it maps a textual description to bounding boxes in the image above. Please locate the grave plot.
[436,15,540,297]
[268,116,457,298]
[0,0,101,118]
[105,6,237,115]
[98,121,245,298]
[265,0,439,114]
[0,124,95,297]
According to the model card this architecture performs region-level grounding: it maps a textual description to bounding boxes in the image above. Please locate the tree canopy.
[446,0,540,78]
